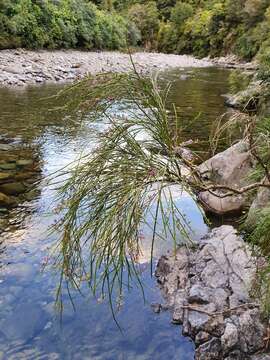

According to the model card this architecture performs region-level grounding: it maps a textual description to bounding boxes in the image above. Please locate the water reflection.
[0,67,231,359]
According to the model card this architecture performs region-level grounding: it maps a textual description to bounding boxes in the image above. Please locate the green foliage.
[53,71,197,306]
[170,1,193,25]
[228,70,252,94]
[0,0,130,49]
[2,0,270,73]
[155,0,270,64]
[128,2,159,48]
[246,206,270,315]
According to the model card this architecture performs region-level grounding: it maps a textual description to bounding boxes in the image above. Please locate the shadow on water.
[0,67,232,359]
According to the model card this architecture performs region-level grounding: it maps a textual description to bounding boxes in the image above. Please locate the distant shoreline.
[0,49,213,87]
[0,49,258,88]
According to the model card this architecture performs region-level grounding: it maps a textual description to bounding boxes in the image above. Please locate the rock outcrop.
[224,81,270,113]
[155,225,269,360]
[0,142,41,233]
[197,141,255,215]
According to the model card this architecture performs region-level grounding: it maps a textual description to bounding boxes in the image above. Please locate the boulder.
[197,141,254,215]
[199,191,246,215]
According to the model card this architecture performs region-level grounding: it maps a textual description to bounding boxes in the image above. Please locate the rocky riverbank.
[155,225,270,360]
[0,49,212,87]
[211,55,258,71]
[0,141,41,233]
[153,64,270,359]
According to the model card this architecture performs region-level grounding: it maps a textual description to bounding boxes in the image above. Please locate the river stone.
[0,144,13,151]
[198,141,252,186]
[0,163,17,170]
[155,225,267,359]
[221,322,238,352]
[238,309,265,353]
[0,192,16,207]
[197,141,254,215]
[195,337,221,360]
[188,284,211,304]
[0,172,13,181]
[251,356,270,360]
[198,191,246,215]
[16,159,33,167]
[224,81,265,112]
[0,218,8,231]
[195,331,211,345]
[0,182,27,195]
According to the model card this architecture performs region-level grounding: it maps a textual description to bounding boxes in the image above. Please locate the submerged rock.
[197,141,255,215]
[0,182,27,195]
[155,225,268,359]
[0,192,17,207]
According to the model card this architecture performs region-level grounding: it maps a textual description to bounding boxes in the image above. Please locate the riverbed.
[0,66,232,359]
[0,50,212,87]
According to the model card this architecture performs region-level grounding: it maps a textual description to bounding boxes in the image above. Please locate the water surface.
[0,67,231,359]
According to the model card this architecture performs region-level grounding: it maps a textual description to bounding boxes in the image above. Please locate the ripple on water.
[0,67,232,359]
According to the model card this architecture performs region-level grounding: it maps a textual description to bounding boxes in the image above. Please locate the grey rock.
[224,350,242,360]
[155,225,267,360]
[0,144,13,151]
[195,331,211,345]
[197,141,254,215]
[195,338,221,360]
[221,322,239,352]
[224,81,265,112]
[150,303,162,313]
[238,309,265,353]
[188,284,211,304]
[251,355,270,360]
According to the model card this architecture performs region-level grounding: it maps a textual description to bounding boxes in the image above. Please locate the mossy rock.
[0,182,27,195]
[24,189,39,201]
[0,144,13,151]
[225,81,270,113]
[0,172,14,181]
[0,192,17,207]
[0,218,8,231]
[14,171,36,181]
[0,163,17,171]
[16,159,34,167]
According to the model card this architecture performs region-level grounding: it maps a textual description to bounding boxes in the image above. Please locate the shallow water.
[0,67,231,359]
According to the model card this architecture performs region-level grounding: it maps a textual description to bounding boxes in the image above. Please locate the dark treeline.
[1,1,270,66]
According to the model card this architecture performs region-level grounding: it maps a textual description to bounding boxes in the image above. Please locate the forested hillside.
[1,0,270,64]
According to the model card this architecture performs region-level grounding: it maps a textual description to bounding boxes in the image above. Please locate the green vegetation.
[0,0,131,50]
[1,0,270,68]
[52,71,203,306]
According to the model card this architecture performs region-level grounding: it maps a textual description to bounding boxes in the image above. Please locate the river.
[0,67,232,359]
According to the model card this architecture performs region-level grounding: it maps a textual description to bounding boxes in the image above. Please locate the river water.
[0,67,232,359]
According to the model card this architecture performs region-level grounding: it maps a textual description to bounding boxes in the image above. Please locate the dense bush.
[1,0,270,71]
[158,0,270,62]
[128,1,159,48]
[0,0,130,50]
